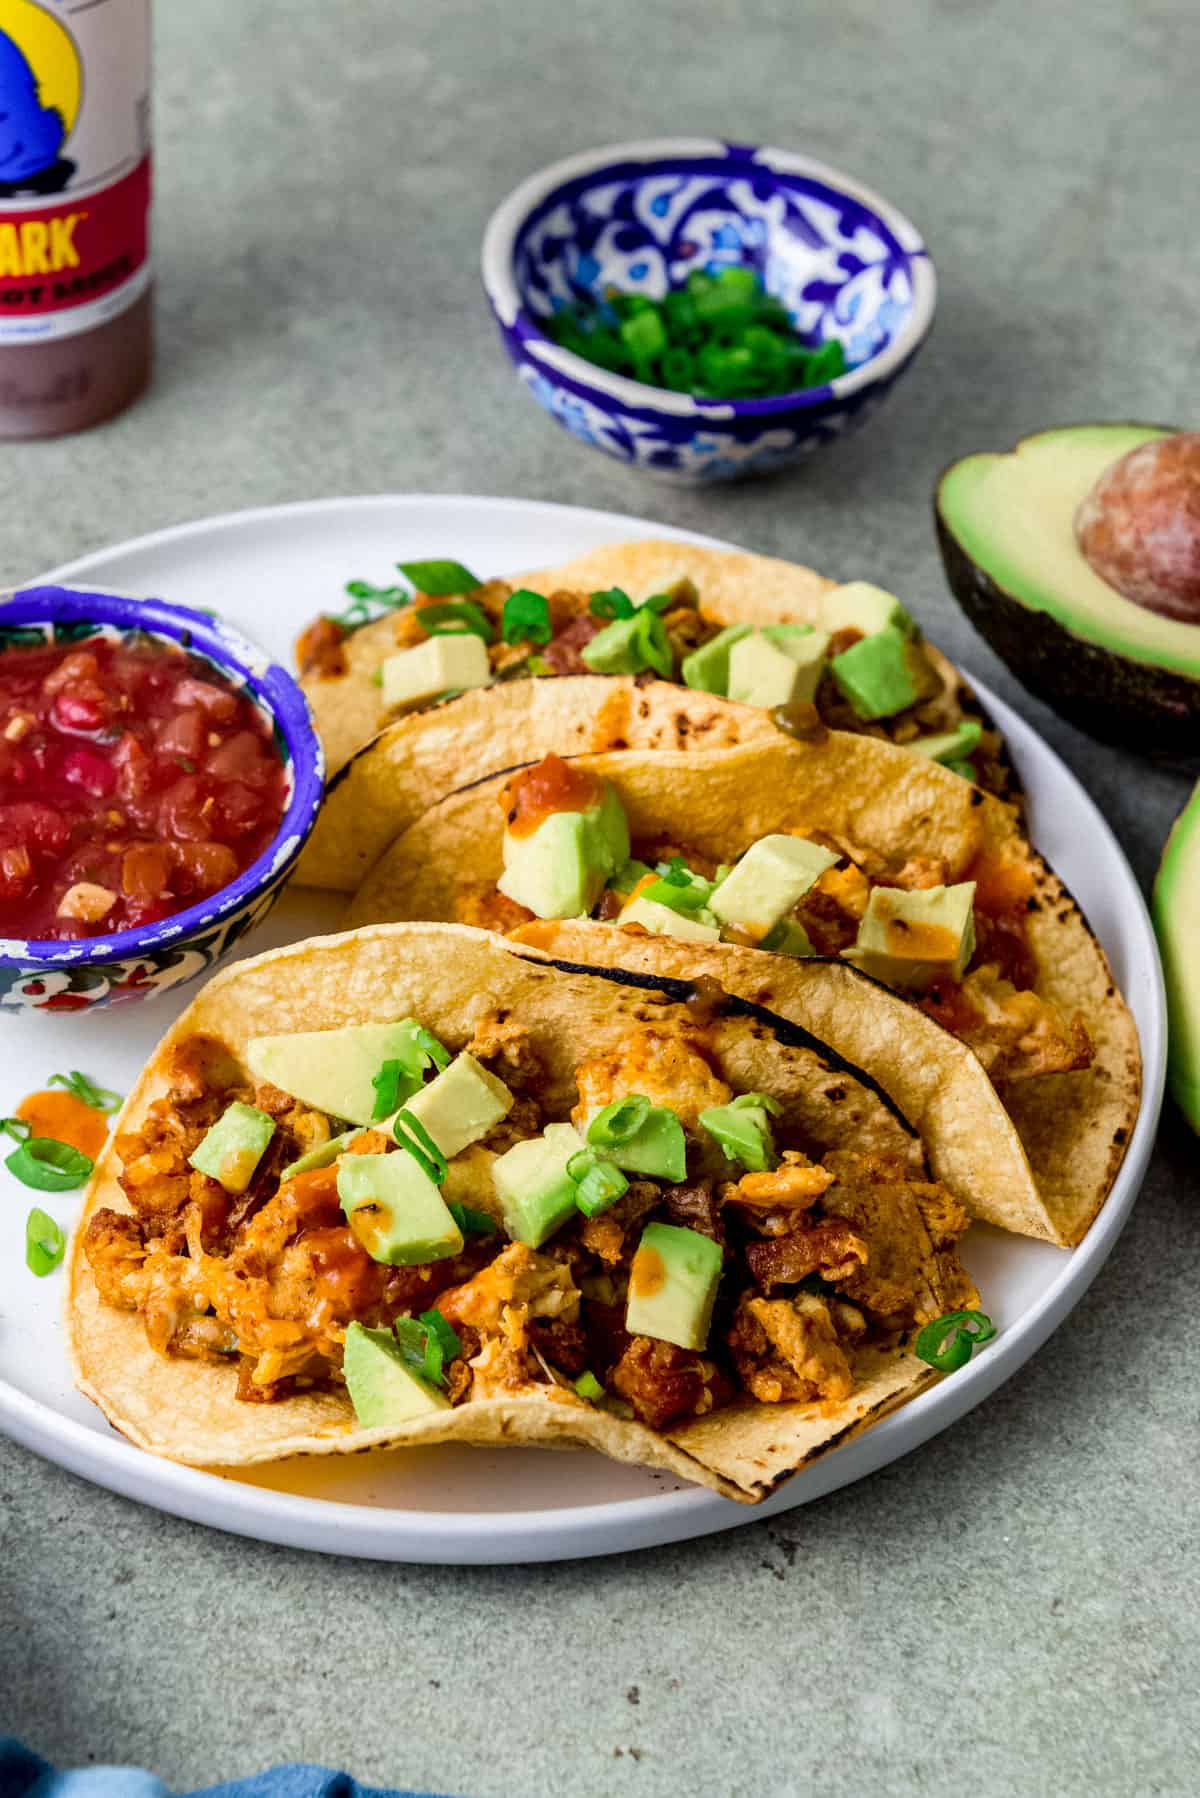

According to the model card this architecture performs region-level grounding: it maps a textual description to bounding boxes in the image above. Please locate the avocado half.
[1152,780,1200,1132]
[936,423,1200,759]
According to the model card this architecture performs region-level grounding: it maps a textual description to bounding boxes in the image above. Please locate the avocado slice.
[625,1222,723,1351]
[681,623,752,694]
[400,1052,513,1160]
[829,624,940,720]
[490,1121,585,1246]
[727,628,829,709]
[844,882,976,991]
[1152,780,1200,1130]
[498,781,630,918]
[937,423,1200,756]
[244,1019,447,1127]
[338,1151,464,1264]
[188,1102,275,1194]
[380,633,491,711]
[709,834,838,940]
[617,892,721,943]
[585,1103,687,1182]
[343,1321,450,1427]
[822,581,913,637]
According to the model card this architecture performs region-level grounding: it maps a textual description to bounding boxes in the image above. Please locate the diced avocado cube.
[587,1106,687,1182]
[908,719,983,764]
[760,918,815,957]
[498,782,629,919]
[709,834,838,941]
[822,580,914,638]
[699,1099,776,1171]
[727,628,829,709]
[244,1019,446,1128]
[580,614,647,675]
[680,623,752,695]
[945,759,977,782]
[618,893,721,943]
[402,1052,513,1161]
[338,1151,464,1265]
[844,882,976,991]
[343,1321,450,1427]
[188,1102,275,1195]
[626,1222,723,1351]
[829,624,940,721]
[280,1128,357,1181]
[380,634,491,711]
[490,1121,586,1247]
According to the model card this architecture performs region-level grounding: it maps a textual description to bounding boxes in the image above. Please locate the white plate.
[0,495,1166,1563]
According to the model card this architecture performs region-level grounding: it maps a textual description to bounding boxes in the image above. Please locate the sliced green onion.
[397,559,482,596]
[448,1201,498,1238]
[345,579,408,605]
[914,1310,997,1373]
[48,1071,123,1114]
[574,1371,605,1402]
[25,1206,65,1277]
[502,589,552,646]
[370,1059,405,1122]
[641,874,712,913]
[589,588,636,621]
[587,1094,651,1148]
[393,1308,462,1388]
[567,1149,629,1217]
[417,600,494,642]
[527,654,552,676]
[0,1116,32,1144]
[7,1137,93,1192]
[392,1110,448,1184]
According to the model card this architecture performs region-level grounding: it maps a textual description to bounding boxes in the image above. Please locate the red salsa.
[0,633,287,941]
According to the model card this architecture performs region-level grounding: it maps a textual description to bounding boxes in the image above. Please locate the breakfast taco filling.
[295,540,1014,799]
[80,1007,979,1436]
[391,752,1093,1091]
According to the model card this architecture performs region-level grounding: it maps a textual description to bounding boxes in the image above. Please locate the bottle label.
[0,0,151,345]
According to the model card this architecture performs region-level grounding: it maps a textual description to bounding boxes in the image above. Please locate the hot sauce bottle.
[0,0,152,438]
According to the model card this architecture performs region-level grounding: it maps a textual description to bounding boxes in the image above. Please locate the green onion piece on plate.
[574,1371,605,1402]
[7,1136,93,1192]
[48,1071,123,1114]
[914,1309,996,1373]
[26,1206,65,1277]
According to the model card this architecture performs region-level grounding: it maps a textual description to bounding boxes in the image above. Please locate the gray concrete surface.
[2,2,1199,1792]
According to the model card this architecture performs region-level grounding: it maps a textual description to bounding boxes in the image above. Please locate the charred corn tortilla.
[296,539,1010,890]
[67,923,944,1502]
[297,677,780,895]
[346,740,1141,1247]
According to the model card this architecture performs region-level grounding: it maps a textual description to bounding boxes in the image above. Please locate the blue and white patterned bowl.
[0,587,324,1014]
[482,138,936,484]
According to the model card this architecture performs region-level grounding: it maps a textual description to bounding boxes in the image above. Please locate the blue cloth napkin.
[0,1741,448,1798]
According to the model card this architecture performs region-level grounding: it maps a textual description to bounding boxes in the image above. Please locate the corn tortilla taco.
[295,539,1015,890]
[66,924,992,1503]
[345,740,1141,1247]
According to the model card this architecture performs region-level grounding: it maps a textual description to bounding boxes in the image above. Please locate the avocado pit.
[1075,432,1200,623]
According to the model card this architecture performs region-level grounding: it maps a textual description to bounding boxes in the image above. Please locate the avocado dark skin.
[935,495,1200,766]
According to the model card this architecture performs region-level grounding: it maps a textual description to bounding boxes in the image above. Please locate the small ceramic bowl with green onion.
[482,138,936,483]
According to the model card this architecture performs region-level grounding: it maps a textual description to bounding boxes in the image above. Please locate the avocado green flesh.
[939,424,1200,673]
[1152,780,1200,1131]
